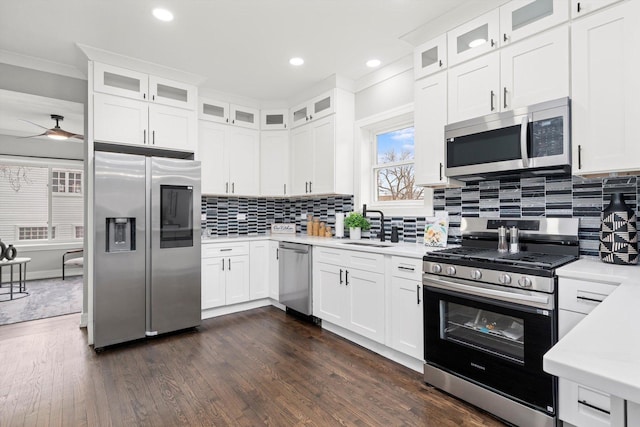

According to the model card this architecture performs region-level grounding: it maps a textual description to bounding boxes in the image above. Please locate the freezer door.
[148,157,201,335]
[94,152,147,348]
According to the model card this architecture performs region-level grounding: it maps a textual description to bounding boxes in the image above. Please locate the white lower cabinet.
[201,242,250,309]
[249,241,269,300]
[389,257,424,360]
[268,241,280,301]
[313,247,385,343]
[558,276,619,427]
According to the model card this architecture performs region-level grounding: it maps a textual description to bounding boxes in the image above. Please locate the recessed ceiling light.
[289,57,304,66]
[152,8,174,22]
[468,38,486,48]
[366,59,381,68]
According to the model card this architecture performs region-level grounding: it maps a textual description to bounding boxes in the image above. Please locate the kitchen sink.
[340,241,393,248]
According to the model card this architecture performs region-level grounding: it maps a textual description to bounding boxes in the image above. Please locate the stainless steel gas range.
[422,217,580,427]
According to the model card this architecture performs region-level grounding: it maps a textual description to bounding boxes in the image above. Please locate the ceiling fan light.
[47,133,68,141]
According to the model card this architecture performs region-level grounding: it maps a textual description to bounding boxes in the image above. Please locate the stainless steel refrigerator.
[93,151,201,349]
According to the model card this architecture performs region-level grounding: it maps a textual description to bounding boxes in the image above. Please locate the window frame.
[372,125,424,204]
[52,169,83,196]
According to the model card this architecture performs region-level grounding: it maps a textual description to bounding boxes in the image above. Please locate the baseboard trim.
[201,299,272,320]
[79,312,88,328]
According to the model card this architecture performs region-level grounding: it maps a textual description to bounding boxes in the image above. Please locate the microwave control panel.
[531,116,564,158]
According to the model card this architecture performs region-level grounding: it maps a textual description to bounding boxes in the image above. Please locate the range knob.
[431,264,442,274]
[518,277,532,288]
[470,269,482,280]
[445,266,457,276]
[499,273,512,285]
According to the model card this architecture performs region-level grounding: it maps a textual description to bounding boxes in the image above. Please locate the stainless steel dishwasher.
[279,242,312,316]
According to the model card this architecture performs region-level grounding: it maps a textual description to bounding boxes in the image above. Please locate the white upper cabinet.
[148,104,197,152]
[447,9,500,66]
[94,93,148,145]
[448,26,568,123]
[198,120,260,196]
[290,90,335,129]
[149,75,197,110]
[500,25,569,110]
[260,130,289,196]
[448,52,500,123]
[414,34,447,80]
[199,98,259,130]
[94,63,149,101]
[94,62,196,110]
[261,109,289,130]
[500,0,569,44]
[571,0,623,19]
[230,104,259,129]
[414,72,462,187]
[571,0,640,175]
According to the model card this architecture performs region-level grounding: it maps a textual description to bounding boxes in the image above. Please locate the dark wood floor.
[0,307,506,426]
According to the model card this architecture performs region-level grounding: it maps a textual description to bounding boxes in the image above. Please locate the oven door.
[423,277,557,415]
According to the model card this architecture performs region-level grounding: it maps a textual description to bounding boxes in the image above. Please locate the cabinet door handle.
[309,181,312,193]
[221,258,225,271]
[439,162,443,181]
[143,129,147,144]
[503,33,508,43]
[490,90,495,111]
[284,123,287,129]
[228,258,231,270]
[232,182,235,194]
[503,87,508,109]
[276,248,279,260]
[490,39,495,48]
[578,400,609,415]
[339,269,343,284]
[439,59,443,67]
[226,182,229,193]
[305,182,308,193]
[143,93,146,100]
[577,2,581,13]
[416,285,421,304]
[283,184,286,195]
[309,115,313,120]
[578,145,582,169]
[345,270,349,286]
[232,119,235,124]
[226,118,229,123]
[220,248,232,252]
[152,130,155,145]
[576,295,605,304]
[398,266,415,272]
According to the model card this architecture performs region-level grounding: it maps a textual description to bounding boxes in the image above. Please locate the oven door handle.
[424,276,551,308]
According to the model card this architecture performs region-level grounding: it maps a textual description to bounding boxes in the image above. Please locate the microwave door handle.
[520,116,529,168]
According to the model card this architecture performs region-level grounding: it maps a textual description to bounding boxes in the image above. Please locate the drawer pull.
[398,266,415,272]
[576,295,604,303]
[220,248,233,252]
[578,399,610,415]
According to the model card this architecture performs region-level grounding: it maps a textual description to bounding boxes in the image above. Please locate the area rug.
[0,276,82,326]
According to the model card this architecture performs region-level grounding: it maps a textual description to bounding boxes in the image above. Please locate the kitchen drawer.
[559,377,612,427]
[202,242,250,258]
[391,256,422,280]
[313,246,384,274]
[558,278,618,315]
[558,309,586,339]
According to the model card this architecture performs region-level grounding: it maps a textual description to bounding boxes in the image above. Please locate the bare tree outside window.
[374,127,424,201]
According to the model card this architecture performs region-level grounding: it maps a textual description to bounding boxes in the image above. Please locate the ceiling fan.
[20,114,84,140]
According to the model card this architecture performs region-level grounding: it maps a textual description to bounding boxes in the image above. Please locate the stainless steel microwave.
[445,97,571,181]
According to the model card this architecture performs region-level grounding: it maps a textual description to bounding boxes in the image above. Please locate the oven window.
[160,185,193,249]
[441,301,525,364]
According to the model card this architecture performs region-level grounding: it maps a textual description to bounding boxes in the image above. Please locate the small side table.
[0,257,31,302]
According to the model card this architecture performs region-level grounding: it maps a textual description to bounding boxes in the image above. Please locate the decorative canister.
[0,239,6,261]
[599,192,638,265]
[3,244,17,261]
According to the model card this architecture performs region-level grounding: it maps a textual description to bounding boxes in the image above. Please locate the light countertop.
[202,233,452,259]
[543,258,640,403]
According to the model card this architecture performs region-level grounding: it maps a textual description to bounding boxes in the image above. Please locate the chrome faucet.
[362,204,385,242]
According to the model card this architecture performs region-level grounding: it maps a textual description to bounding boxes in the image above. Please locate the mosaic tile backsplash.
[202,175,639,257]
[434,175,640,256]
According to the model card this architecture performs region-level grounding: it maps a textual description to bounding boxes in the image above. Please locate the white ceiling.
[0,0,503,103]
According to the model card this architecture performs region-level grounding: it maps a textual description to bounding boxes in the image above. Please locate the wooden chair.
[62,249,84,280]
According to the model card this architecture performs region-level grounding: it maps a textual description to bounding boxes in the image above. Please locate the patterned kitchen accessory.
[3,244,16,260]
[599,192,638,265]
[0,239,5,261]
[424,212,449,247]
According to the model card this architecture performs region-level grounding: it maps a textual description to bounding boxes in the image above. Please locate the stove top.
[429,247,577,269]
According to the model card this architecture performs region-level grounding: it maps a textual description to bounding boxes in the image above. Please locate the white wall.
[355,69,414,121]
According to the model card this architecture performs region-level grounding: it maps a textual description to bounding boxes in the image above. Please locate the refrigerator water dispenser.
[106,217,136,252]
